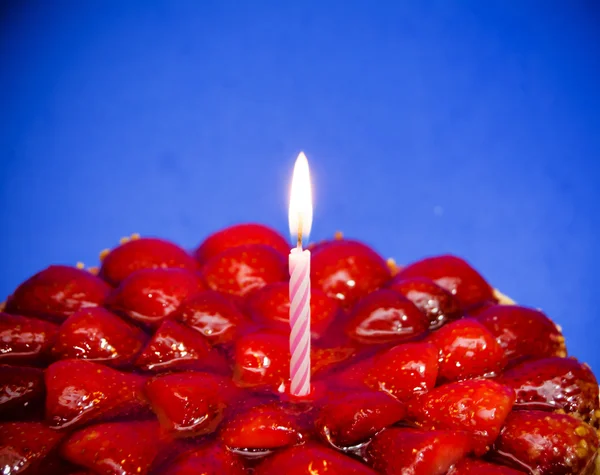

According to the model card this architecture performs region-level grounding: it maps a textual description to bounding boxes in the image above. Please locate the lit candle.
[288,151,313,397]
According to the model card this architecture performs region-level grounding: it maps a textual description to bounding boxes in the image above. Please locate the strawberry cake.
[0,223,598,474]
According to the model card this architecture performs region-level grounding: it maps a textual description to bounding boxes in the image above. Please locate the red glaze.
[499,356,599,424]
[387,277,462,329]
[492,410,599,475]
[407,379,515,454]
[427,318,506,382]
[135,320,229,374]
[174,290,249,344]
[108,268,205,327]
[311,346,357,377]
[146,372,236,436]
[395,255,494,309]
[99,237,199,285]
[0,313,58,364]
[162,443,247,475]
[5,265,110,322]
[366,428,472,475]
[45,359,148,429]
[202,244,288,297]
[346,289,429,344]
[0,365,45,418]
[316,391,406,448]
[51,307,147,368]
[474,305,566,363]
[447,458,526,474]
[246,282,338,338]
[311,240,391,309]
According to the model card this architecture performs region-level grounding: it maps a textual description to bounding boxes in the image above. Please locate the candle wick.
[297,214,303,249]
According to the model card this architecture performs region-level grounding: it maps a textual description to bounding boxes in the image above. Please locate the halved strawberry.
[99,237,199,285]
[162,442,247,475]
[446,458,526,474]
[407,379,515,454]
[0,313,58,365]
[426,318,506,382]
[345,289,429,344]
[51,307,147,368]
[194,223,289,264]
[394,255,493,309]
[473,305,566,363]
[108,268,205,328]
[5,266,111,322]
[0,365,45,418]
[311,239,391,309]
[492,410,599,475]
[45,359,148,429]
[366,428,472,475]
[316,390,406,447]
[201,244,288,297]
[135,320,229,374]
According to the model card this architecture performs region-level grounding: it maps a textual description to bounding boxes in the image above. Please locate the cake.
[0,223,598,474]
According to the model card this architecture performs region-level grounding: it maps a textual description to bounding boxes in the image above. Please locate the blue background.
[1,1,599,369]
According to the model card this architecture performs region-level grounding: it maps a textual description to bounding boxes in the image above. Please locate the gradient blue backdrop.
[1,1,599,369]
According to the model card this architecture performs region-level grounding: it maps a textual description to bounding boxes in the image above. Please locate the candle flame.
[289,152,313,246]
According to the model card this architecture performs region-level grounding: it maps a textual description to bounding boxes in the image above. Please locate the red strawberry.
[473,305,566,363]
[61,420,166,475]
[395,255,493,309]
[366,428,472,475]
[427,318,506,382]
[447,458,526,474]
[0,365,44,418]
[0,422,65,474]
[108,268,205,327]
[173,290,249,345]
[311,346,357,377]
[146,372,237,436]
[316,390,406,447]
[407,379,515,454]
[135,320,229,374]
[387,277,462,329]
[51,307,147,368]
[5,265,110,322]
[346,289,429,344]
[492,410,599,475]
[311,239,390,309]
[0,313,58,364]
[99,237,199,285]
[246,282,338,338]
[45,359,148,429]
[202,244,287,297]
[499,356,599,424]
[162,443,246,475]
[254,443,378,475]
[194,223,289,264]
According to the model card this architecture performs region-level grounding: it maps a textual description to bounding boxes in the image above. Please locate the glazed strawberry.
[135,320,229,374]
[311,239,390,308]
[395,255,494,309]
[108,268,205,327]
[246,282,338,338]
[311,346,357,377]
[366,428,472,475]
[254,443,378,475]
[427,318,506,382]
[316,390,406,447]
[474,305,566,363]
[0,365,44,418]
[202,244,287,297]
[146,372,237,436]
[499,356,599,424]
[5,265,110,322]
[492,410,599,475]
[0,422,65,474]
[174,290,249,344]
[387,277,462,329]
[194,223,289,264]
[407,379,515,454]
[61,421,166,475]
[346,289,429,344]
[162,443,246,475]
[446,458,526,474]
[99,237,199,285]
[0,313,58,364]
[51,307,147,368]
[45,359,148,429]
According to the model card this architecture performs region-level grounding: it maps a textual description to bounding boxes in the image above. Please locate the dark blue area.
[1,1,599,368]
